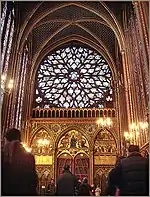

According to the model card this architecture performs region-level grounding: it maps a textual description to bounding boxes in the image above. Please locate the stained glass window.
[1,2,15,104]
[18,50,28,129]
[35,46,113,108]
[11,50,23,128]
[1,2,7,37]
[1,2,15,74]
[14,46,28,129]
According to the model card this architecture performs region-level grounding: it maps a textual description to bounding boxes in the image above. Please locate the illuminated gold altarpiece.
[27,107,120,193]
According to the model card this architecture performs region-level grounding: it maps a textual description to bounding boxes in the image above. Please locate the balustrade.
[32,108,116,118]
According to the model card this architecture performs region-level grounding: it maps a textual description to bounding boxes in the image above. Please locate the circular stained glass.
[35,46,113,108]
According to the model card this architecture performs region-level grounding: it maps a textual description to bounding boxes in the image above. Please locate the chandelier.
[96,117,113,128]
[124,121,148,144]
[124,132,133,142]
[37,138,50,146]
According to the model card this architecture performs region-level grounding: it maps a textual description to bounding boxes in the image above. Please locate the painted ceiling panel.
[79,21,116,58]
[44,24,100,48]
[37,5,100,27]
[17,1,127,66]
[19,2,39,25]
[32,22,67,55]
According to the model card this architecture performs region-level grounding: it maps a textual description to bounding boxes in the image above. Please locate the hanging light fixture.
[37,138,50,147]
[124,131,133,142]
[96,117,113,128]
[139,122,148,130]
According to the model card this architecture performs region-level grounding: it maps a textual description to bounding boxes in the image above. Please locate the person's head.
[83,177,88,184]
[78,179,81,183]
[63,164,70,172]
[4,128,21,143]
[128,144,140,153]
[91,184,94,188]
[50,179,55,185]
[77,177,81,181]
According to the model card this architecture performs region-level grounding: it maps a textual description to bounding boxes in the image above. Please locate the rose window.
[35,46,113,108]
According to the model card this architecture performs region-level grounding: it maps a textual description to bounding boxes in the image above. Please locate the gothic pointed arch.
[56,130,90,179]
[32,34,117,80]
[74,153,90,181]
[56,129,89,157]
[57,153,73,176]
[94,129,117,156]
[33,44,114,109]
[30,128,54,156]
[30,125,53,145]
[17,2,125,54]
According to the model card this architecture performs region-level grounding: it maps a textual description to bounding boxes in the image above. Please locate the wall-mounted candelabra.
[123,121,148,155]
[130,122,148,144]
[1,74,13,94]
[123,131,133,156]
[1,74,14,137]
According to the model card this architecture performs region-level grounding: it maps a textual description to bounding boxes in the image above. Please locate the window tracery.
[1,2,14,74]
[35,46,113,108]
[13,45,29,129]
[1,2,7,34]
[1,2,15,103]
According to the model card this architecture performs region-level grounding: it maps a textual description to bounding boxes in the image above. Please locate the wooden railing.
[32,108,116,118]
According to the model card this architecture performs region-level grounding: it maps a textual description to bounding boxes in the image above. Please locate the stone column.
[89,149,94,184]
[133,1,149,72]
[121,50,132,126]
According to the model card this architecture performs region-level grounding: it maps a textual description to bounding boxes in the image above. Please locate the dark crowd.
[1,128,149,196]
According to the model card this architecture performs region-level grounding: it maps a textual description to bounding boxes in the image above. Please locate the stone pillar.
[89,149,94,184]
[133,1,149,72]
[54,148,58,182]
[137,2,148,50]
[121,50,132,126]
[1,91,11,136]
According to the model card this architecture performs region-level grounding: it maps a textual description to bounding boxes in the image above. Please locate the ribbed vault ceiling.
[17,1,132,71]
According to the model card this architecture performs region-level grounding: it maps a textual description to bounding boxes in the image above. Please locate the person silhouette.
[56,164,78,196]
[2,128,38,195]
